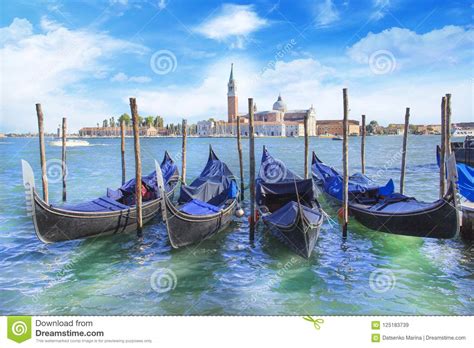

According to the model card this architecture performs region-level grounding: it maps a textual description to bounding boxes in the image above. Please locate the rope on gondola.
[321,208,338,229]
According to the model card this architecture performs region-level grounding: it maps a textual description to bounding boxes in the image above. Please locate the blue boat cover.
[312,153,394,200]
[457,163,474,202]
[179,199,221,215]
[120,151,179,196]
[57,196,129,212]
[56,152,178,212]
[264,201,321,227]
[257,147,315,207]
[436,146,474,202]
[178,147,237,206]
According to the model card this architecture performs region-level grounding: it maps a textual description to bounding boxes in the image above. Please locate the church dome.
[272,94,287,112]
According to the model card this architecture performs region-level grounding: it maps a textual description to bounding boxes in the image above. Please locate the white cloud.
[122,50,471,127]
[371,0,391,20]
[347,25,474,70]
[194,4,268,48]
[40,16,62,31]
[128,57,337,123]
[0,18,147,132]
[158,0,167,10]
[111,72,151,83]
[0,18,33,45]
[314,0,340,28]
[109,0,128,5]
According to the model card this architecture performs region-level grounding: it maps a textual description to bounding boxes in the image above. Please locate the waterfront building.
[79,125,166,137]
[317,120,360,136]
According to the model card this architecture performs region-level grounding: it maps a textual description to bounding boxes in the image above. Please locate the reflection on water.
[0,136,472,315]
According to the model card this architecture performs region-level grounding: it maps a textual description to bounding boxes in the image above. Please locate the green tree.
[366,120,379,134]
[118,113,131,126]
[154,116,164,128]
[145,116,154,127]
[103,119,108,128]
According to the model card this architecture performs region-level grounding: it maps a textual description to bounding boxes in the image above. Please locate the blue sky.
[0,0,472,132]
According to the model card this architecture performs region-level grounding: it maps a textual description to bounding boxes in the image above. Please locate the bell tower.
[227,63,238,123]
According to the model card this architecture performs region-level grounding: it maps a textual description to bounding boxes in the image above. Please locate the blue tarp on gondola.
[179,199,221,215]
[436,146,474,202]
[56,152,178,212]
[257,147,315,207]
[119,152,179,196]
[457,163,474,202]
[263,201,321,227]
[178,147,236,206]
[59,196,130,212]
[312,154,394,200]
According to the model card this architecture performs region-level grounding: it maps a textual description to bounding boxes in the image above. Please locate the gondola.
[312,152,458,239]
[21,152,179,243]
[155,146,239,248]
[256,147,323,258]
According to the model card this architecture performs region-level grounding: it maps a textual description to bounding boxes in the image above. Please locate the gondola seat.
[54,196,130,212]
[179,199,221,215]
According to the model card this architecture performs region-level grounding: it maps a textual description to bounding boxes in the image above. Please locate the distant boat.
[437,136,474,167]
[453,129,474,137]
[49,139,90,147]
[332,136,343,141]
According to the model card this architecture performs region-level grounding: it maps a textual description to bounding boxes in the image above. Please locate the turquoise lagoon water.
[0,136,472,315]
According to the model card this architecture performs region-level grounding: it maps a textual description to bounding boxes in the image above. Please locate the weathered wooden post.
[236,115,245,200]
[181,119,187,185]
[35,104,48,203]
[61,117,67,202]
[445,94,452,156]
[439,97,446,198]
[304,111,309,179]
[342,88,349,238]
[130,98,143,235]
[249,98,256,242]
[361,114,366,175]
[400,107,410,194]
[120,120,126,185]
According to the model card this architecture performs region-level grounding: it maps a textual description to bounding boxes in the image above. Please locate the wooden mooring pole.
[61,117,67,202]
[361,114,366,175]
[342,89,349,238]
[445,94,452,156]
[35,103,48,203]
[130,98,143,236]
[304,111,309,179]
[181,119,187,185]
[249,98,256,242]
[439,97,446,198]
[400,107,410,195]
[236,115,245,200]
[120,120,126,185]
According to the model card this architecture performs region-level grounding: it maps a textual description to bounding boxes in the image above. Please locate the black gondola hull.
[316,184,458,239]
[32,189,175,243]
[263,210,321,258]
[164,197,237,248]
